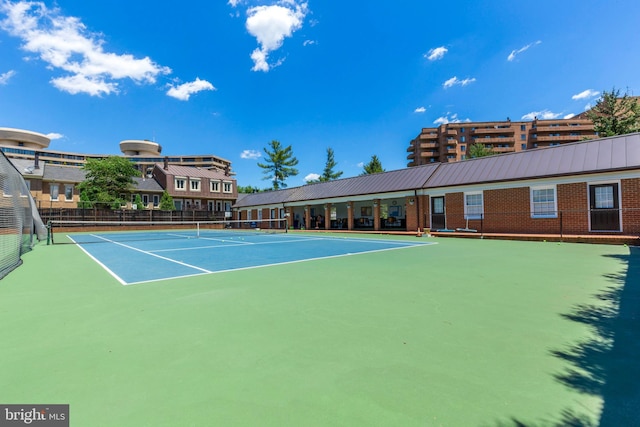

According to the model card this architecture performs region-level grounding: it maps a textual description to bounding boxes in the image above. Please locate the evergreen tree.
[237,185,265,193]
[159,190,175,210]
[319,147,343,182]
[133,194,144,209]
[586,88,640,137]
[257,140,299,190]
[361,155,385,175]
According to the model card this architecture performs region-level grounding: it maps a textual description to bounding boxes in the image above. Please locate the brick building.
[407,118,598,166]
[152,161,237,215]
[235,133,640,242]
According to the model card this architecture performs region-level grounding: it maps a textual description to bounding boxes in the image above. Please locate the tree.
[77,156,139,209]
[468,143,494,158]
[586,88,640,137]
[133,194,144,210]
[159,190,175,210]
[78,191,93,209]
[319,147,343,182]
[237,185,266,194]
[361,155,385,175]
[257,140,299,190]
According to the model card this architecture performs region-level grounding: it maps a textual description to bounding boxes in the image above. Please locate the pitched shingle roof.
[43,165,86,182]
[133,177,163,192]
[9,158,45,177]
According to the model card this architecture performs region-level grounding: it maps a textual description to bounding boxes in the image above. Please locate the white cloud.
[443,76,476,89]
[507,40,542,62]
[414,106,426,113]
[572,89,600,100]
[240,149,261,159]
[304,173,320,182]
[0,69,16,84]
[244,1,308,72]
[564,113,576,119]
[52,74,118,96]
[584,103,593,111]
[425,46,447,61]
[434,113,460,125]
[167,78,215,101]
[45,132,63,140]
[228,0,242,7]
[0,1,171,96]
[303,39,316,46]
[356,162,364,168]
[521,110,562,120]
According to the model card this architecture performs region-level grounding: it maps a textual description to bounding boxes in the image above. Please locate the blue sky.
[1,1,639,188]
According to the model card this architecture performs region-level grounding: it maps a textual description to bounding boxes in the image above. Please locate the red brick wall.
[437,178,640,235]
[405,197,418,231]
[557,182,588,234]
[622,178,640,233]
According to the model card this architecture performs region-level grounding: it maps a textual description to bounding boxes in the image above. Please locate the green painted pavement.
[0,235,638,426]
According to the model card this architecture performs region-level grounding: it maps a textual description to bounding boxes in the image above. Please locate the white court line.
[149,236,429,254]
[149,237,328,253]
[68,236,127,285]
[127,241,438,286]
[87,234,212,273]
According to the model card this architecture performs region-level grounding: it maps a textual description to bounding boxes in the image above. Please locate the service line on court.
[88,234,213,273]
[149,236,328,253]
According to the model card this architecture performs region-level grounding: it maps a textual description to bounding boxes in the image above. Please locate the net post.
[46,220,52,245]
[197,222,200,238]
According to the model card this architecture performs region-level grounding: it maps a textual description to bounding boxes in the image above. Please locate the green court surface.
[1,235,638,426]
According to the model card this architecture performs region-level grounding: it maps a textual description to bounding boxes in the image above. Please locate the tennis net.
[47,218,289,244]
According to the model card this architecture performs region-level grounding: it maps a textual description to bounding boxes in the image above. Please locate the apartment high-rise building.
[407,117,598,167]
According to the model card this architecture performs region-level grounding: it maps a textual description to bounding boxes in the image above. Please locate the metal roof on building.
[424,132,640,188]
[234,163,439,207]
[234,133,640,208]
[154,164,233,180]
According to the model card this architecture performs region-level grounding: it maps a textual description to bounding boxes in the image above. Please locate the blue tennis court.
[68,231,435,285]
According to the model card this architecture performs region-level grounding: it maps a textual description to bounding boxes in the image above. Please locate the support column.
[373,199,381,231]
[324,203,331,230]
[304,205,311,230]
[347,201,354,230]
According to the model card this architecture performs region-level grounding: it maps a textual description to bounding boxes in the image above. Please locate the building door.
[431,196,446,230]
[589,183,620,231]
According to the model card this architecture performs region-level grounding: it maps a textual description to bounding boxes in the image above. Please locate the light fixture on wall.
[373,201,379,207]
[409,198,415,205]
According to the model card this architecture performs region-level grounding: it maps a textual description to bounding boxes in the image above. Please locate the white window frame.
[190,178,201,192]
[210,180,220,192]
[464,191,483,220]
[64,184,74,201]
[530,185,558,218]
[174,176,187,191]
[50,183,59,201]
[223,181,232,193]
